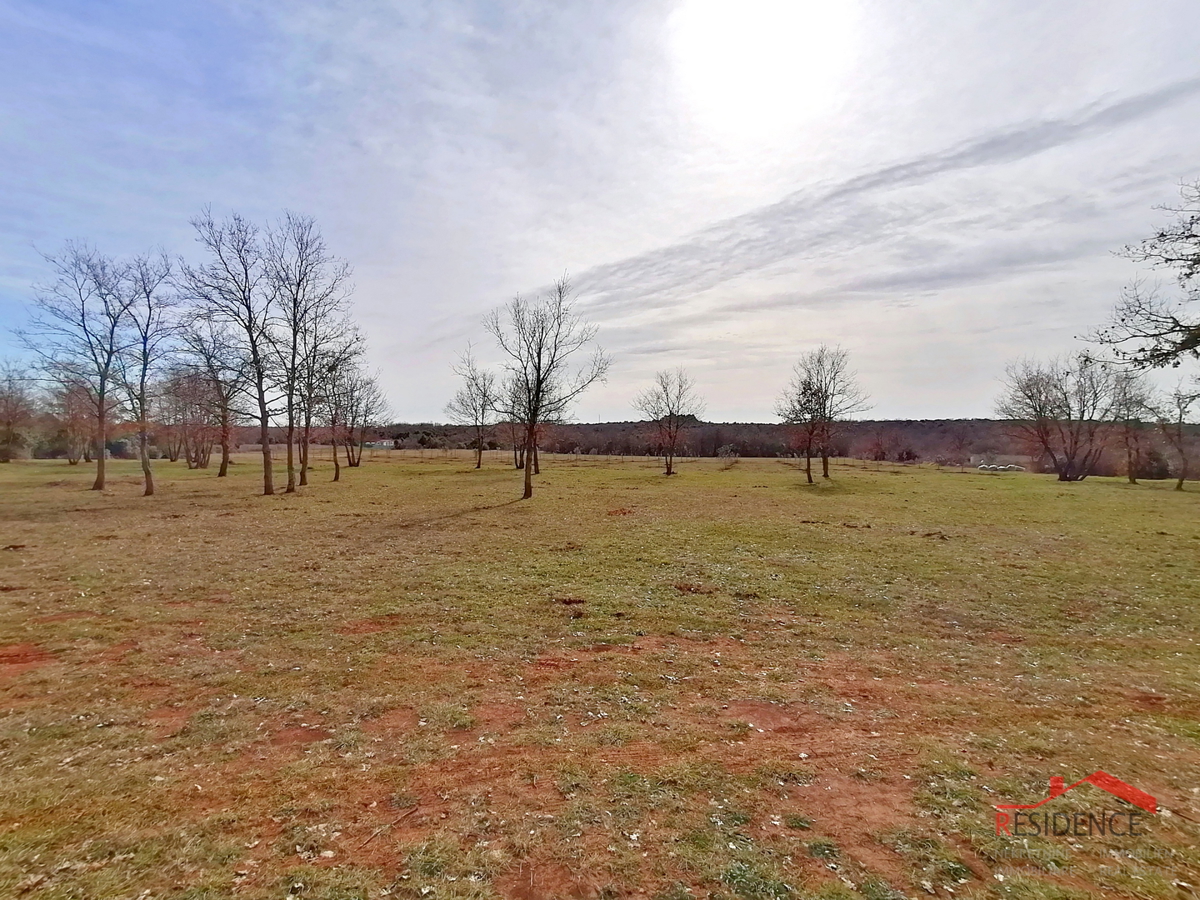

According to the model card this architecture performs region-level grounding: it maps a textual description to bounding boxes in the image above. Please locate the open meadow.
[1,452,1198,900]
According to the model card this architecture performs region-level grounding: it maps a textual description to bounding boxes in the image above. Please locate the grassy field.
[1,451,1197,900]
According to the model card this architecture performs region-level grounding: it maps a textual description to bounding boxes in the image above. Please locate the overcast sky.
[3,0,1199,421]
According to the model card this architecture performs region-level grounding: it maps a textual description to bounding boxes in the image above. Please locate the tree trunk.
[91,401,106,491]
[805,451,813,484]
[821,451,830,479]
[1176,456,1188,491]
[475,426,483,468]
[1126,444,1138,484]
[218,407,231,477]
[258,407,273,496]
[332,439,341,482]
[299,416,312,486]
[285,420,297,492]
[532,443,540,475]
[522,426,535,499]
[665,451,673,476]
[139,426,154,497]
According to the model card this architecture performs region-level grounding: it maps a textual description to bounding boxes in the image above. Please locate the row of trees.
[446,276,872,496]
[3,210,386,495]
[997,358,1195,485]
[997,179,1200,485]
[448,183,1199,496]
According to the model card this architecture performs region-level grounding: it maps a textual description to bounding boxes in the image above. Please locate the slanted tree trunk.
[332,438,341,482]
[805,449,813,484]
[532,442,540,475]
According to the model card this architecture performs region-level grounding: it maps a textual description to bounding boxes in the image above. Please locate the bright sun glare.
[668,0,859,144]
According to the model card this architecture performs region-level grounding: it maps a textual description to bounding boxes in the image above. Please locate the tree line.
[1,210,386,495]
[446,181,1198,495]
[446,276,871,497]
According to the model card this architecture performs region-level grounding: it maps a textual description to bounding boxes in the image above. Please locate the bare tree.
[777,345,869,481]
[1111,369,1154,484]
[326,362,386,472]
[160,366,222,469]
[500,375,528,470]
[635,368,704,476]
[867,425,900,464]
[20,243,133,490]
[1154,385,1198,490]
[264,212,353,492]
[484,276,609,499]
[996,355,1117,482]
[180,210,276,495]
[47,377,92,464]
[179,317,247,476]
[947,423,972,470]
[776,366,823,483]
[1095,181,1200,367]
[115,253,176,496]
[0,360,37,462]
[445,346,498,468]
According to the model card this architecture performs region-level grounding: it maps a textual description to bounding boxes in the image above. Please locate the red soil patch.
[0,643,52,677]
[362,706,419,736]
[144,705,194,738]
[725,700,806,732]
[497,861,600,900]
[472,702,529,733]
[271,726,332,746]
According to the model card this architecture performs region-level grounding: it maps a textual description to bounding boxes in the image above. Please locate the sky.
[2,0,1199,422]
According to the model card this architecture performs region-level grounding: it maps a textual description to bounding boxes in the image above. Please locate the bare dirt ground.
[1,451,1198,899]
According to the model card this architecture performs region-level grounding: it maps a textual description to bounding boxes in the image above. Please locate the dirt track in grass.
[1,450,1198,899]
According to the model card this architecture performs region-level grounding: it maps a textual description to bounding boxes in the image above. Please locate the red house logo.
[995,772,1156,837]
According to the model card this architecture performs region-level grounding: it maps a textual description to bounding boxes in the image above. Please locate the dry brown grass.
[1,450,1198,899]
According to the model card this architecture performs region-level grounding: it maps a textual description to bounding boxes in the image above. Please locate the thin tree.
[1154,385,1198,490]
[0,360,37,463]
[996,355,1117,482]
[180,210,276,495]
[47,377,92,465]
[775,366,823,483]
[484,276,609,499]
[1111,369,1153,484]
[264,212,353,493]
[635,368,704,476]
[19,243,133,490]
[179,317,247,477]
[116,253,176,496]
[778,345,869,481]
[332,365,386,469]
[445,346,498,468]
